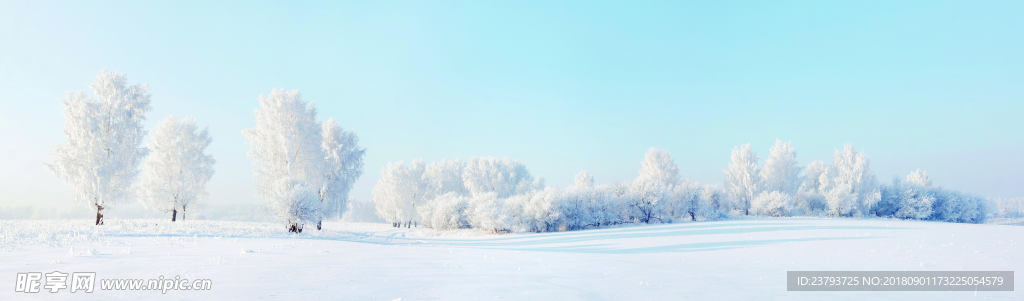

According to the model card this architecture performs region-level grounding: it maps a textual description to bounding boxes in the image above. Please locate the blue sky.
[2,1,1022,213]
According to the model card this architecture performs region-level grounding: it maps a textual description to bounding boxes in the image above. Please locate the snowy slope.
[1,218,1020,300]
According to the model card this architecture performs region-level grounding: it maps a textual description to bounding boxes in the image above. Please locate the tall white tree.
[760,139,801,195]
[630,148,680,223]
[824,144,879,216]
[139,116,215,221]
[244,89,325,232]
[905,169,931,187]
[724,144,761,215]
[634,148,680,187]
[562,170,597,230]
[424,159,469,197]
[796,160,830,214]
[318,118,365,227]
[372,160,428,227]
[50,70,151,225]
[462,158,535,198]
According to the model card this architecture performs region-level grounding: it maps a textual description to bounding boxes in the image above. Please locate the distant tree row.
[373,140,990,233]
[873,170,988,223]
[733,141,987,223]
[51,71,990,232]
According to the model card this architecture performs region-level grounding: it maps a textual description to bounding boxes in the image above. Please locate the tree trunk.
[288,223,303,233]
[172,209,178,222]
[95,205,105,225]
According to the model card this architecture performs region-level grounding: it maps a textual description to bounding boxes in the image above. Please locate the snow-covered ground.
[1,218,1020,300]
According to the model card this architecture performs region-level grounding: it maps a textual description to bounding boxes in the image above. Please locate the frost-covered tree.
[139,116,215,222]
[824,144,879,216]
[795,160,830,215]
[244,89,325,232]
[635,148,680,187]
[559,170,622,230]
[662,181,704,222]
[894,188,934,220]
[929,190,987,223]
[462,158,535,198]
[751,190,794,217]
[413,159,471,229]
[50,70,151,225]
[761,140,801,195]
[467,192,511,232]
[873,177,904,218]
[318,118,365,226]
[574,170,595,188]
[509,188,563,232]
[566,181,624,229]
[871,170,932,220]
[274,178,321,228]
[992,197,1024,218]
[795,145,878,217]
[724,144,761,215]
[697,185,727,219]
[629,181,664,223]
[424,159,469,197]
[905,169,931,187]
[373,157,540,230]
[462,158,537,230]
[873,169,987,223]
[685,183,726,221]
[372,160,428,227]
[561,170,595,230]
[630,148,681,223]
[419,192,470,230]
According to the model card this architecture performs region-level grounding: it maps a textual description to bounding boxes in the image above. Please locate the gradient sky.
[2,1,1022,216]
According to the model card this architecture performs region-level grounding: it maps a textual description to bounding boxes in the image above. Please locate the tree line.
[371,141,990,233]
[50,70,992,233]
